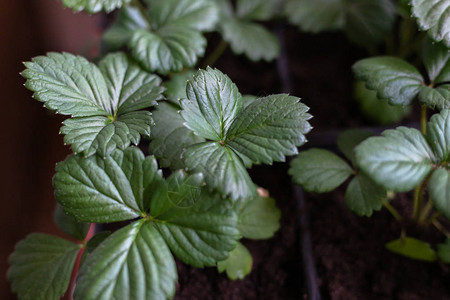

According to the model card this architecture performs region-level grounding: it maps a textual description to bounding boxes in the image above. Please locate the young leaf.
[354,81,411,126]
[337,128,374,163]
[429,168,450,219]
[437,238,450,263]
[352,57,424,106]
[8,234,81,300]
[54,147,163,223]
[54,204,90,240]
[412,0,450,47]
[154,188,240,268]
[61,0,130,13]
[355,127,435,192]
[289,148,353,193]
[184,142,256,200]
[181,68,311,200]
[217,242,253,280]
[345,173,386,217]
[23,52,163,157]
[386,237,437,262]
[180,67,243,141]
[221,19,280,62]
[103,0,219,74]
[234,195,281,239]
[226,94,312,166]
[149,102,205,170]
[75,220,177,300]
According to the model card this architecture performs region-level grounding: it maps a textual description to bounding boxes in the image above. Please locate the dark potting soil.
[172,26,450,299]
[174,163,304,300]
[309,190,450,300]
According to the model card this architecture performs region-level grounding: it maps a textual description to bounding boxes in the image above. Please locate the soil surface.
[173,26,450,300]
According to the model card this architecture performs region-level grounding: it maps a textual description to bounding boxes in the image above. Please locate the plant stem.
[426,212,442,225]
[383,201,402,222]
[412,185,422,221]
[432,220,450,238]
[412,172,432,221]
[418,199,433,224]
[201,40,228,68]
[421,104,427,135]
[65,223,96,300]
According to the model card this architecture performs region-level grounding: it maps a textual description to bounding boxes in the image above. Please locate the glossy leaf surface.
[8,234,80,300]
[289,148,353,193]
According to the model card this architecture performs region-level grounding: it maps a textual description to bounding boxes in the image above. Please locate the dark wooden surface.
[0,1,101,298]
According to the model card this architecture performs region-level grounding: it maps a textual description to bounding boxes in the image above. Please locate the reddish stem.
[64,223,96,300]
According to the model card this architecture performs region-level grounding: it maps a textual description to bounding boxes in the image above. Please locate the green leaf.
[104,0,218,74]
[354,81,411,126]
[234,195,280,239]
[289,148,353,193]
[285,0,395,46]
[343,0,396,47]
[236,0,279,21]
[217,242,252,280]
[345,173,386,217]
[8,234,81,300]
[180,67,243,141]
[226,94,312,166]
[423,39,450,84]
[145,0,219,31]
[221,19,280,62]
[429,168,450,219]
[242,94,258,108]
[61,111,153,157]
[154,188,240,267]
[130,28,206,75]
[149,171,204,217]
[184,142,256,200]
[355,127,435,192]
[418,85,450,110]
[23,52,163,157]
[427,109,450,162]
[285,0,344,33]
[61,0,130,13]
[75,220,177,300]
[337,128,374,162]
[102,6,150,51]
[54,147,163,222]
[437,238,450,263]
[149,102,205,170]
[412,0,450,47]
[164,70,196,104]
[386,237,437,262]
[54,204,90,240]
[352,57,424,106]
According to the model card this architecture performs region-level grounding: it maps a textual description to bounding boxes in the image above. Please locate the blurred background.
[0,1,102,298]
